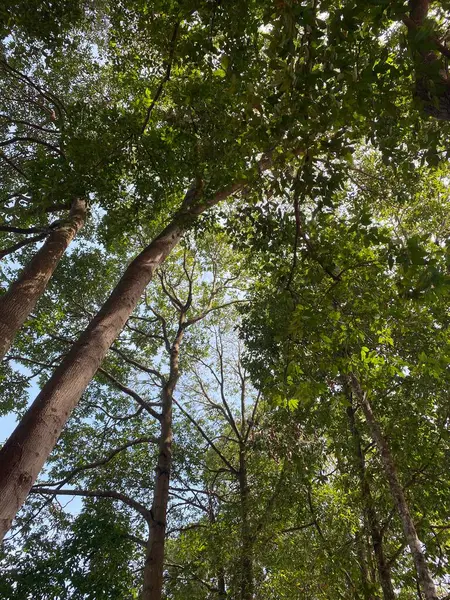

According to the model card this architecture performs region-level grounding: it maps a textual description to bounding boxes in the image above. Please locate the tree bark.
[217,568,227,600]
[346,404,395,600]
[355,531,378,600]
[0,181,243,543]
[141,328,182,600]
[207,487,227,599]
[208,498,227,599]
[238,445,254,600]
[0,198,86,360]
[351,377,439,600]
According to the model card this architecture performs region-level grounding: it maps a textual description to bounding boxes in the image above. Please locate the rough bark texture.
[141,329,182,600]
[351,377,439,600]
[238,446,254,600]
[346,404,395,600]
[0,198,86,360]
[0,182,238,542]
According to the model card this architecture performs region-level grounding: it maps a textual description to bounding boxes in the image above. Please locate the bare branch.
[183,299,248,327]
[0,58,65,117]
[174,398,238,474]
[146,305,171,352]
[124,533,147,548]
[244,390,261,444]
[98,367,162,421]
[33,436,159,490]
[158,268,184,310]
[0,233,47,259]
[30,488,152,523]
[141,21,180,134]
[215,332,241,440]
[0,114,59,134]
[0,136,65,158]
[110,345,166,386]
[85,401,145,423]
[0,224,50,234]
[0,153,29,179]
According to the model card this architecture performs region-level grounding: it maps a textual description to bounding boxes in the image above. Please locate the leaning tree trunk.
[346,404,396,600]
[351,377,439,600]
[238,446,254,600]
[0,180,243,543]
[141,329,182,600]
[0,198,86,360]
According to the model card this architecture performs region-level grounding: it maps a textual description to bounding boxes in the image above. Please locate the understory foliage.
[1,1,450,599]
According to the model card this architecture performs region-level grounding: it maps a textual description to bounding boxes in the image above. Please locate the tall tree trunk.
[0,198,86,360]
[207,491,227,599]
[238,445,254,600]
[346,404,395,600]
[355,530,378,600]
[0,180,243,542]
[141,329,182,600]
[208,498,227,599]
[217,568,227,600]
[351,377,439,600]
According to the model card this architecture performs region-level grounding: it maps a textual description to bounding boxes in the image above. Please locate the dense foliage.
[0,1,450,599]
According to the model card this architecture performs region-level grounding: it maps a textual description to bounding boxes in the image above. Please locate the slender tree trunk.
[141,331,182,600]
[351,377,439,600]
[141,390,172,600]
[356,531,377,600]
[238,446,254,600]
[346,404,395,600]
[0,198,86,360]
[217,568,227,600]
[208,498,227,599]
[0,180,243,542]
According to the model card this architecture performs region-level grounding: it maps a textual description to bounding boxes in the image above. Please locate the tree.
[239,159,450,598]
[1,234,246,598]
[1,1,450,598]
[0,198,86,360]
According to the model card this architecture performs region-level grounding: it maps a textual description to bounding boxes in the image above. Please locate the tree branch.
[33,436,159,490]
[110,345,166,386]
[0,233,47,259]
[0,136,65,158]
[98,367,162,421]
[30,488,152,522]
[140,21,180,134]
[174,398,238,474]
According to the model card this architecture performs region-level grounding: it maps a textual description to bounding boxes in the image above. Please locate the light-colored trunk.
[346,404,395,600]
[141,333,181,600]
[0,198,86,360]
[351,377,438,600]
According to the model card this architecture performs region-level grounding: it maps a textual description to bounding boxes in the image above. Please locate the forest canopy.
[0,1,450,599]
